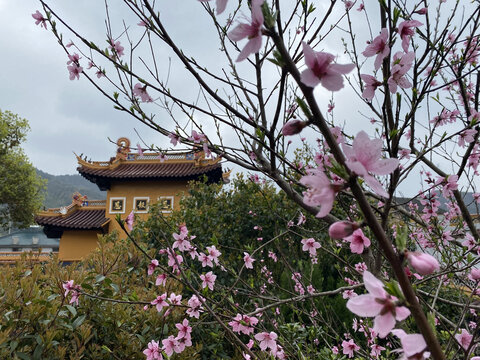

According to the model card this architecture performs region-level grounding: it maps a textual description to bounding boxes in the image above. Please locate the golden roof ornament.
[115,137,131,161]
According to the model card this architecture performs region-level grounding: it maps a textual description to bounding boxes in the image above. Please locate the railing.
[81,200,106,207]
[0,252,58,263]
[40,200,107,216]
[130,153,193,161]
[48,203,75,214]
[81,151,198,166]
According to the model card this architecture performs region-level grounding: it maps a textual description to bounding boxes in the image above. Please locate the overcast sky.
[0,1,159,174]
[0,1,367,175]
[0,1,473,198]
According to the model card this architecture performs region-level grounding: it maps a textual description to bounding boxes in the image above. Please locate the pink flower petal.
[346,294,383,316]
[373,312,396,338]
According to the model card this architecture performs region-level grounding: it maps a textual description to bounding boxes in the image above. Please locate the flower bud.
[281,120,307,136]
[414,7,428,15]
[328,221,359,239]
[407,252,440,275]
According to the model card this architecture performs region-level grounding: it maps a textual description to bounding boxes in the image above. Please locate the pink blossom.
[455,329,473,350]
[342,289,357,299]
[470,268,480,281]
[162,335,181,357]
[462,233,477,251]
[186,295,203,318]
[297,212,306,225]
[301,238,321,256]
[227,0,264,62]
[441,174,458,198]
[148,259,159,276]
[189,130,206,144]
[156,273,167,286]
[67,53,81,65]
[172,231,192,252]
[388,52,415,93]
[32,10,47,29]
[361,74,382,100]
[167,251,183,270]
[357,3,365,11]
[362,28,390,70]
[229,314,258,335]
[63,280,82,305]
[243,252,255,269]
[407,252,439,275]
[109,40,125,57]
[200,271,217,290]
[346,271,411,338]
[198,0,228,15]
[370,343,385,357]
[327,101,335,112]
[345,229,371,254]
[342,339,360,358]
[133,83,153,102]
[63,280,75,297]
[206,245,221,265]
[176,319,192,339]
[300,42,355,91]
[67,63,83,81]
[151,293,169,312]
[143,340,162,360]
[343,131,399,197]
[328,221,359,239]
[126,210,134,231]
[169,132,180,146]
[344,1,354,10]
[254,331,277,351]
[397,20,422,52]
[281,120,307,136]
[458,129,477,147]
[300,168,340,218]
[95,70,105,78]
[198,252,214,267]
[391,329,427,359]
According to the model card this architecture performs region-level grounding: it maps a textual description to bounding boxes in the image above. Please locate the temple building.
[35,137,225,262]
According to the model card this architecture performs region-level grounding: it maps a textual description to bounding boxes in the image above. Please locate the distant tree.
[0,110,45,228]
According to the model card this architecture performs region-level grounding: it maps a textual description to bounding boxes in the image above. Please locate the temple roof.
[35,200,109,238]
[36,209,108,229]
[76,137,224,190]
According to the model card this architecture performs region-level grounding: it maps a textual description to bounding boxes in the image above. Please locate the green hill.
[36,169,106,209]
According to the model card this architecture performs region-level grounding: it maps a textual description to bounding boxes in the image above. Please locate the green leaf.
[384,280,403,300]
[101,345,113,353]
[47,294,59,302]
[295,97,312,119]
[395,226,408,251]
[392,7,401,26]
[72,314,86,330]
[10,341,18,353]
[65,305,77,317]
[16,353,31,360]
[33,345,43,360]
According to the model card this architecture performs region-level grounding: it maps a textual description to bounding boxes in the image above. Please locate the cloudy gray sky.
[0,1,474,198]
[0,1,195,175]
[0,0,365,175]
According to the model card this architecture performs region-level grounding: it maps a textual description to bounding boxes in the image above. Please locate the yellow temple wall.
[106,179,188,235]
[58,230,100,261]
